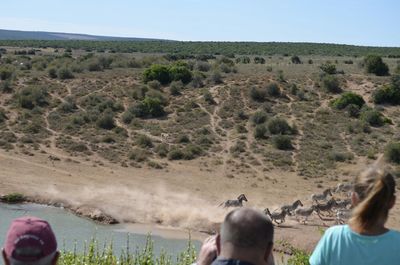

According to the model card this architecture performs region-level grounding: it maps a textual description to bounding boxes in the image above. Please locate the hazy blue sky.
[1,0,399,46]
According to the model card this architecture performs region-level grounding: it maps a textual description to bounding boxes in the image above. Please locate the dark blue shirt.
[211,258,255,265]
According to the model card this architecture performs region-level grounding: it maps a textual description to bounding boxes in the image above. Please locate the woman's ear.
[216,234,221,255]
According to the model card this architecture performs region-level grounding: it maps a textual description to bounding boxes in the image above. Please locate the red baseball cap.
[3,216,57,263]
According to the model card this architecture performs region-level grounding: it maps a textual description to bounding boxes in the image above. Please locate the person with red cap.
[2,216,59,265]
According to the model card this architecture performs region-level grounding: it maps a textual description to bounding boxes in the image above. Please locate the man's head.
[217,208,274,265]
[2,216,59,265]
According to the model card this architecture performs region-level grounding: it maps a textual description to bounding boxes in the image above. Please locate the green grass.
[1,192,25,203]
[59,236,196,265]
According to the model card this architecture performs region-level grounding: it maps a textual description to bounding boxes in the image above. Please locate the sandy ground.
[1,148,400,253]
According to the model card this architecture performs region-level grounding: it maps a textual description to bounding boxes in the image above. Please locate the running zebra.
[281,200,303,216]
[311,188,332,203]
[219,194,248,208]
[264,208,289,224]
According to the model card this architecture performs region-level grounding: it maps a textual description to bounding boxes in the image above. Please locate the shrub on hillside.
[0,109,7,123]
[364,55,389,76]
[273,135,293,150]
[48,68,57,78]
[0,66,13,80]
[58,67,74,79]
[322,75,342,93]
[203,91,215,104]
[254,124,267,139]
[360,108,386,127]
[195,61,211,72]
[210,71,223,84]
[97,113,116,130]
[1,80,12,93]
[190,71,205,88]
[385,142,400,164]
[18,86,48,109]
[168,148,184,160]
[252,111,267,124]
[169,63,193,84]
[136,134,153,148]
[345,104,361,118]
[129,148,148,162]
[169,80,183,96]
[267,118,292,135]
[147,80,162,90]
[266,83,281,97]
[254,57,265,64]
[320,62,337,74]
[143,64,171,85]
[291,55,302,64]
[332,92,365,109]
[373,76,400,105]
[250,87,267,102]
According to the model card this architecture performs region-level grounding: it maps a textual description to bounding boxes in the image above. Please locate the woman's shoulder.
[388,229,400,239]
[324,225,348,236]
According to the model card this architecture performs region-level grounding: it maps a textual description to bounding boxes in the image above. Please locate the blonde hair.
[349,167,396,230]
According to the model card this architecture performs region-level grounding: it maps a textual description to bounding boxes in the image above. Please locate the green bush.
[1,193,25,203]
[97,113,116,130]
[291,55,302,64]
[322,75,341,93]
[0,109,6,123]
[250,87,267,102]
[0,66,13,80]
[329,151,354,162]
[169,81,183,96]
[48,68,58,78]
[373,76,400,105]
[129,148,148,162]
[143,63,192,85]
[364,55,389,76]
[267,118,292,135]
[320,62,337,74]
[1,80,12,93]
[360,108,385,127]
[254,124,267,139]
[203,91,215,104]
[18,86,49,109]
[169,64,193,84]
[121,111,134,124]
[210,71,223,84]
[385,142,400,164]
[142,97,165,117]
[273,135,293,150]
[332,92,365,109]
[252,111,267,124]
[155,143,169,157]
[266,83,281,97]
[143,64,171,85]
[345,104,361,118]
[148,80,162,90]
[168,148,184,160]
[58,67,74,79]
[136,135,153,148]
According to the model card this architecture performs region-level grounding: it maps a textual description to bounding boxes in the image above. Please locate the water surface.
[0,203,200,264]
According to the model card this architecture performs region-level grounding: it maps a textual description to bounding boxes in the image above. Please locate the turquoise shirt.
[310,225,400,265]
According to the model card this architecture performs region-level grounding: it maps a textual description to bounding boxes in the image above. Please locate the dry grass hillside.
[1,47,400,250]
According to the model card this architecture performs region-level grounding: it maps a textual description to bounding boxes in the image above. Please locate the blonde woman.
[310,167,400,265]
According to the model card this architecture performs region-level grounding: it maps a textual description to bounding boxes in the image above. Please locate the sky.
[0,0,399,46]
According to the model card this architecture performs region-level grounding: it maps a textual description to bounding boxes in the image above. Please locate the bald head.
[220,208,274,249]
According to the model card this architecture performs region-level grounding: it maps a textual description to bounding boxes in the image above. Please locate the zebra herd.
[219,182,353,226]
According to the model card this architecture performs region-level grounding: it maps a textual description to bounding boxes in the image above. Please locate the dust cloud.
[43,184,228,233]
